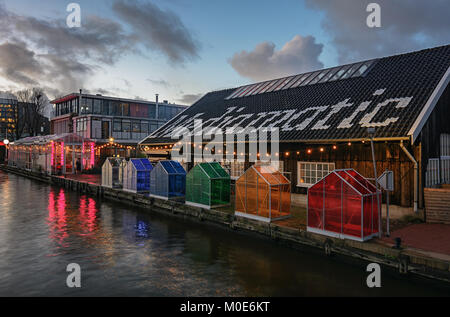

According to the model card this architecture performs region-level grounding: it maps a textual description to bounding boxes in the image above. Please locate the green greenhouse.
[185,162,231,209]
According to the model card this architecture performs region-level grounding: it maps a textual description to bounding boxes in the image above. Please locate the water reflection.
[78,196,98,235]
[47,189,68,247]
[0,171,448,296]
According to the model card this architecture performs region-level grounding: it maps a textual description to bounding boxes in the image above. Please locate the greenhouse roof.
[105,157,124,167]
[251,165,290,186]
[12,133,92,145]
[159,160,186,175]
[315,168,378,196]
[196,162,229,179]
[131,158,153,171]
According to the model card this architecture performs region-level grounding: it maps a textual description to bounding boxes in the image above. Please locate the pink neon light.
[51,141,55,167]
[90,142,95,167]
[61,142,64,167]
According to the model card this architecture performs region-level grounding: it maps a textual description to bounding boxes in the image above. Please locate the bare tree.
[16,88,49,137]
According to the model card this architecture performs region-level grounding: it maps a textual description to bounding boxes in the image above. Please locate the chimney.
[79,89,82,114]
[155,94,159,119]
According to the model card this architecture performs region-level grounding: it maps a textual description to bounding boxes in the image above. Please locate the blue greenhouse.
[150,160,186,200]
[123,158,153,193]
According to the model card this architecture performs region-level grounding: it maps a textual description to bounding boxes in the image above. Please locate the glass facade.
[0,97,17,140]
[52,94,187,142]
[54,95,185,120]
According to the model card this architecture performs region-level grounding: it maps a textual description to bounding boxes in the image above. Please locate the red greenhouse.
[307,169,381,241]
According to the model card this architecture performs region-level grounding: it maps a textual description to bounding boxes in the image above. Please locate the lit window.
[297,161,335,187]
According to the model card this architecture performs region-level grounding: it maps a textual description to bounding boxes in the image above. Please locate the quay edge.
[1,164,449,285]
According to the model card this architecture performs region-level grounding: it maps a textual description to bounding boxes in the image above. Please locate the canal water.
[0,171,448,296]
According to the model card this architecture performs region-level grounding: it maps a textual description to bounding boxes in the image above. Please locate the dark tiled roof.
[141,44,450,145]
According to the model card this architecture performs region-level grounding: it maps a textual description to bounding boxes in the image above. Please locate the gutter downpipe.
[400,140,418,214]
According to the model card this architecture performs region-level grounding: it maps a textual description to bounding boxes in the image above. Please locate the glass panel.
[351,60,374,77]
[300,71,321,86]
[259,79,280,94]
[242,83,264,97]
[250,81,272,95]
[236,85,255,98]
[227,86,247,99]
[265,78,286,93]
[329,65,351,81]
[275,76,296,91]
[309,69,330,85]
[340,62,363,79]
[282,74,304,89]
[319,67,339,83]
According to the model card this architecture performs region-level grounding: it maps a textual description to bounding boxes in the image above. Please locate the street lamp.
[3,139,9,163]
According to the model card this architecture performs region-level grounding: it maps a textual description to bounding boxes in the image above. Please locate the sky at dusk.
[0,0,449,106]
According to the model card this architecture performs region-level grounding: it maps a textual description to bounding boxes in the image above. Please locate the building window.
[141,121,149,134]
[132,120,140,133]
[122,121,131,132]
[297,161,335,187]
[113,120,122,132]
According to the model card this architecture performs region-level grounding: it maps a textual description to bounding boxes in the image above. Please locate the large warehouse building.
[140,44,450,213]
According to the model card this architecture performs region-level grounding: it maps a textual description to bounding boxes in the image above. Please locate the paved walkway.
[382,223,450,255]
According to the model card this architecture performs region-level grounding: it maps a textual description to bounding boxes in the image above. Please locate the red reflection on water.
[47,188,69,246]
[78,196,98,234]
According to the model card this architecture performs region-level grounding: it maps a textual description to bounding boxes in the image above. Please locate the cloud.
[0,41,43,86]
[0,4,135,97]
[305,0,450,63]
[229,35,324,82]
[177,93,203,105]
[113,0,200,64]
[0,5,135,65]
[147,78,170,88]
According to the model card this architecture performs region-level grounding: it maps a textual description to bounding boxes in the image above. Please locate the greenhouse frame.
[185,162,230,209]
[101,157,126,188]
[307,168,381,242]
[235,164,291,222]
[7,133,95,174]
[150,160,186,200]
[122,158,153,193]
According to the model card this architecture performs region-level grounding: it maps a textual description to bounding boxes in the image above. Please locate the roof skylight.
[225,59,377,100]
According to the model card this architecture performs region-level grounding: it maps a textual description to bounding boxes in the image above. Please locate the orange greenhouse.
[235,164,291,222]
